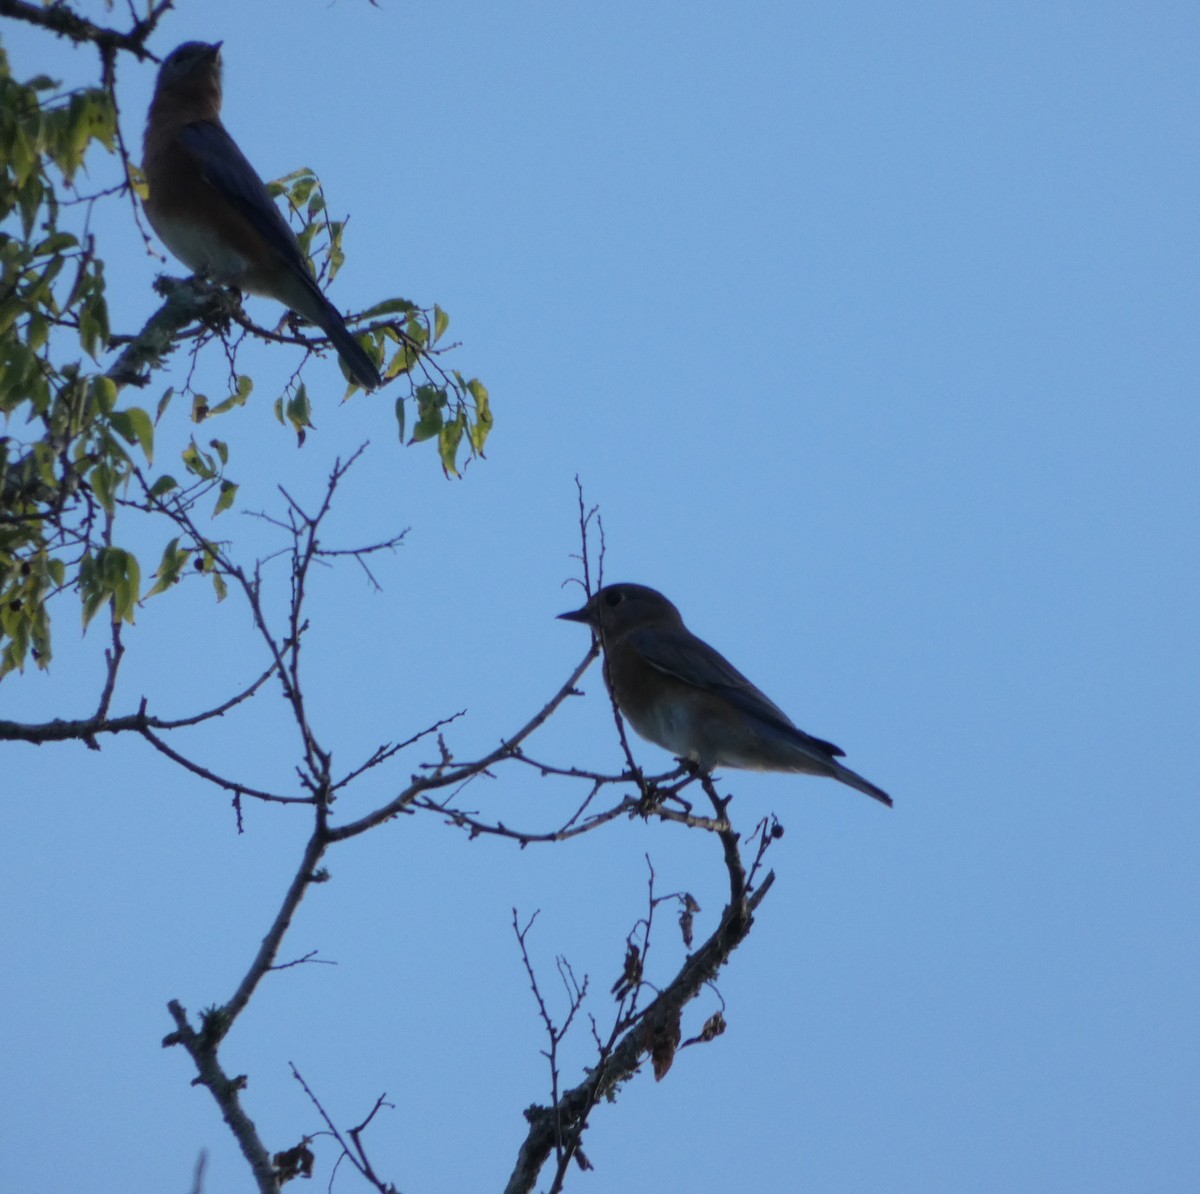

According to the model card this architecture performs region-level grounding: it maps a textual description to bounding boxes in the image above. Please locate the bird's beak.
[557,605,591,624]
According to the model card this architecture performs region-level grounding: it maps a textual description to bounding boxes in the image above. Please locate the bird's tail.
[289,282,382,391]
[312,297,382,391]
[830,761,893,807]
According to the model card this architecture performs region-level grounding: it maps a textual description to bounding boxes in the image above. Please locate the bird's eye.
[603,589,624,607]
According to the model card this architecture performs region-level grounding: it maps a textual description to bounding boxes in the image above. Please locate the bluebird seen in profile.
[559,583,892,807]
[142,41,382,390]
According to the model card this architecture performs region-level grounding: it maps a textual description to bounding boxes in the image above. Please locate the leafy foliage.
[0,40,490,677]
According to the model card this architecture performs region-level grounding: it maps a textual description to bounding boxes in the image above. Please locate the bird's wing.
[178,120,311,273]
[628,627,846,758]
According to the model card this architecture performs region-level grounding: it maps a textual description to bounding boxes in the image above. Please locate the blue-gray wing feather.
[629,627,845,758]
[179,121,309,272]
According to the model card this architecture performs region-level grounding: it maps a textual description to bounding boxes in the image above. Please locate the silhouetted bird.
[143,41,381,390]
[560,583,892,806]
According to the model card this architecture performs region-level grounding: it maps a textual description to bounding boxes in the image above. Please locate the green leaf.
[148,474,178,499]
[466,377,490,408]
[0,342,36,415]
[29,255,67,310]
[438,412,466,476]
[208,374,252,417]
[111,549,140,624]
[79,292,110,359]
[394,395,406,444]
[283,384,313,445]
[31,232,78,258]
[410,384,446,444]
[410,406,442,443]
[0,296,23,340]
[182,439,217,480]
[26,312,50,353]
[433,304,450,342]
[78,556,101,629]
[97,427,132,469]
[289,176,316,206]
[471,411,494,455]
[325,219,346,280]
[90,375,118,416]
[155,387,174,423]
[387,342,419,379]
[0,610,31,676]
[90,460,117,514]
[146,537,190,598]
[212,571,228,602]
[405,314,429,347]
[16,173,44,240]
[128,161,149,202]
[79,547,139,628]
[466,378,493,453]
[213,480,238,516]
[109,406,154,464]
[359,297,419,320]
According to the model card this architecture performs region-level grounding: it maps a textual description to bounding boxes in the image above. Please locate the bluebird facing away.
[559,583,892,807]
[142,42,382,390]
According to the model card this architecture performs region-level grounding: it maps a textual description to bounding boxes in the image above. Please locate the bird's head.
[153,41,224,110]
[558,583,684,636]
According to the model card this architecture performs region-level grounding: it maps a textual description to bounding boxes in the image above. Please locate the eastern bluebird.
[559,583,892,806]
[143,41,382,391]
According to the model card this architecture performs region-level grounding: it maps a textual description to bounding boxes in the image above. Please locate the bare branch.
[139,725,311,806]
[326,645,599,842]
[221,826,329,1029]
[161,1001,279,1194]
[289,1065,399,1193]
[187,1150,207,1194]
[414,780,727,848]
[513,910,592,1180]
[91,610,125,735]
[0,657,284,748]
[331,711,466,793]
[0,0,173,59]
[504,800,776,1194]
[269,949,335,972]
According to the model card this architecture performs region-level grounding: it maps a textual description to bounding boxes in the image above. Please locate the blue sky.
[2,1,1198,1191]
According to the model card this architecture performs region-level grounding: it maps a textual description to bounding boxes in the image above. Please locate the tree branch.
[107,276,243,387]
[162,1000,280,1194]
[0,656,283,746]
[222,826,330,1028]
[503,802,776,1194]
[326,645,599,842]
[0,0,173,58]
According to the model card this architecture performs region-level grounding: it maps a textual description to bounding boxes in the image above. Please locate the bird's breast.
[146,209,250,284]
[605,650,707,763]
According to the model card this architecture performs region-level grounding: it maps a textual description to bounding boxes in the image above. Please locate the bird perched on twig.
[142,41,382,391]
[559,583,892,806]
